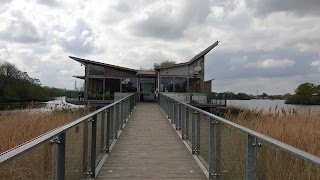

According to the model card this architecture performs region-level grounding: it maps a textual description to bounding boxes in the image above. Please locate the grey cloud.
[246,0,320,16]
[37,0,60,7]
[129,0,211,39]
[205,48,318,82]
[0,0,11,3]
[0,10,41,43]
[114,2,130,12]
[205,48,319,94]
[60,19,96,55]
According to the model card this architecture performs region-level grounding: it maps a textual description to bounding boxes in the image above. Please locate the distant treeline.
[211,92,289,100]
[285,83,320,105]
[212,82,320,105]
[0,62,65,102]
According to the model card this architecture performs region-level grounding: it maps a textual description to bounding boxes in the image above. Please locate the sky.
[0,0,320,95]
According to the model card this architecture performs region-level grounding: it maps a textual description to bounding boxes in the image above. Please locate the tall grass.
[222,106,320,157]
[0,107,89,153]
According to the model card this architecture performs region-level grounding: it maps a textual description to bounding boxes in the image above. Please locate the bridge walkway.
[96,103,206,179]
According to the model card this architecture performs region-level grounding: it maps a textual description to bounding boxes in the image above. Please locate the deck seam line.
[158,104,210,179]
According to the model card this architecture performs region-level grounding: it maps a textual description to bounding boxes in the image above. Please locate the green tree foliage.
[221,91,251,100]
[153,60,176,69]
[0,61,65,102]
[261,93,268,99]
[285,82,320,105]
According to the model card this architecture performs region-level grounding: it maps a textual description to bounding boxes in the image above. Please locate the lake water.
[0,97,83,112]
[227,99,320,112]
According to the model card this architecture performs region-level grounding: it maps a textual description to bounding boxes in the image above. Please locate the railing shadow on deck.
[0,93,138,180]
[159,93,320,180]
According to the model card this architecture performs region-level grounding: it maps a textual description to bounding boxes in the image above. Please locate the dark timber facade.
[69,41,219,104]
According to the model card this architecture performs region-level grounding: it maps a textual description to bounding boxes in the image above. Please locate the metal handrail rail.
[0,93,136,165]
[160,93,320,167]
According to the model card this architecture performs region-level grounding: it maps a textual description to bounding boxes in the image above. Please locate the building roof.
[136,70,157,76]
[70,41,219,72]
[69,56,138,72]
[73,75,85,79]
[155,41,219,70]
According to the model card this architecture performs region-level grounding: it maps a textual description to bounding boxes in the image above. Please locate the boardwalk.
[97,103,207,179]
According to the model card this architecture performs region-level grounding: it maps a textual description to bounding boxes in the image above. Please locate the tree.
[285,83,320,105]
[261,93,268,99]
[153,60,176,69]
[295,83,316,97]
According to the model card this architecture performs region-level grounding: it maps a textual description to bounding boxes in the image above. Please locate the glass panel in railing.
[255,140,320,180]
[177,104,183,133]
[186,107,193,147]
[109,107,115,144]
[0,140,57,179]
[197,113,210,169]
[95,112,106,166]
[113,104,118,138]
[218,123,246,180]
[84,120,92,177]
[65,123,86,179]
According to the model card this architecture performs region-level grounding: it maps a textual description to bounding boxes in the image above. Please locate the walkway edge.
[158,104,209,179]
[93,110,133,179]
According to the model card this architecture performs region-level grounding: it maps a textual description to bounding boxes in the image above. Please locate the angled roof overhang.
[69,56,138,72]
[155,41,219,70]
[73,75,85,79]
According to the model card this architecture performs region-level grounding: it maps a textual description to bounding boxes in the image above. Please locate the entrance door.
[140,83,155,102]
[189,78,201,93]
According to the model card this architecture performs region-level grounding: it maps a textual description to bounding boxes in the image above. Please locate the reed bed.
[0,107,89,153]
[222,106,320,157]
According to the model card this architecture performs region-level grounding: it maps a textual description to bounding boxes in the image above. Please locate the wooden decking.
[97,103,207,179]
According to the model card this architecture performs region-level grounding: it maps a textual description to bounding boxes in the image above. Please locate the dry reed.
[0,107,89,153]
[223,106,320,157]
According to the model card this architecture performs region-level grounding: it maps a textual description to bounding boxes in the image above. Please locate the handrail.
[162,93,320,167]
[159,92,320,179]
[0,93,136,165]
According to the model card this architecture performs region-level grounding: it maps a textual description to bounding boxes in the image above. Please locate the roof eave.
[69,56,138,72]
[155,41,219,70]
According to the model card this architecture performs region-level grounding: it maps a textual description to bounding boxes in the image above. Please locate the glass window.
[104,78,120,100]
[160,77,174,92]
[88,64,104,75]
[175,77,187,92]
[88,78,104,100]
[122,78,137,92]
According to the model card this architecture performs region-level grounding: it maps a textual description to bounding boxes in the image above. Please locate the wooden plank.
[96,103,207,179]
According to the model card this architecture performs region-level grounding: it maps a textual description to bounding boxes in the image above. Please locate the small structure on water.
[67,41,225,107]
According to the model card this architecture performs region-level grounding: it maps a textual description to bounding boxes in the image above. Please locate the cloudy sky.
[1,0,319,95]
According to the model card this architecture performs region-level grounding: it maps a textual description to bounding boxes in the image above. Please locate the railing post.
[178,104,182,131]
[106,109,111,153]
[115,104,120,133]
[192,110,198,154]
[176,103,180,130]
[56,132,66,180]
[208,117,220,179]
[172,100,175,124]
[119,102,123,126]
[247,134,255,180]
[181,106,186,139]
[90,115,97,178]
[183,106,189,140]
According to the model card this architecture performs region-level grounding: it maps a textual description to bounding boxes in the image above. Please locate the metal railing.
[65,90,83,101]
[159,93,320,180]
[162,92,226,106]
[0,93,138,180]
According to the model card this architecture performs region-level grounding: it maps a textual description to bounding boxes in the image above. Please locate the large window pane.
[88,78,103,100]
[105,78,120,100]
[175,77,187,92]
[122,78,137,92]
[160,77,174,92]
[88,64,104,75]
